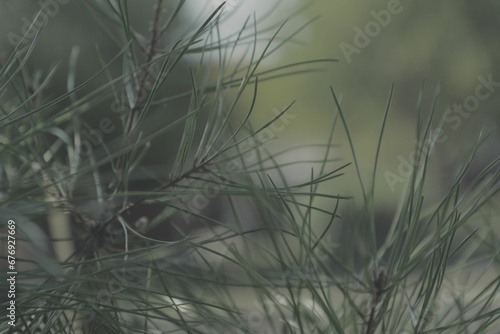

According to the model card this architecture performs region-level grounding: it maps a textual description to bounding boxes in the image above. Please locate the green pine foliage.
[0,1,498,333]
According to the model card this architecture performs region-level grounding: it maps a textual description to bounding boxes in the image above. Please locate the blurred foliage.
[0,1,498,333]
[1,0,498,219]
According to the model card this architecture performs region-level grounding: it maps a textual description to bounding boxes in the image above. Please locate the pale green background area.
[1,0,498,216]
[233,0,500,214]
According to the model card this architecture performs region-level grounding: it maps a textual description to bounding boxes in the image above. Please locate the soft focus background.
[1,0,498,216]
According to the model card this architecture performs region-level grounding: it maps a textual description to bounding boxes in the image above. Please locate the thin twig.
[115,0,164,190]
[365,268,389,334]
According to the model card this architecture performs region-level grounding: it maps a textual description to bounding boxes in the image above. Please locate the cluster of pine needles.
[0,1,498,333]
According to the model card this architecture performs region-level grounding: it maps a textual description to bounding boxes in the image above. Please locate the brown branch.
[123,0,164,137]
[115,0,165,190]
[365,268,389,334]
[147,0,164,63]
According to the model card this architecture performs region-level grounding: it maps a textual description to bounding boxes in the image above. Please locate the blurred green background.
[1,0,498,216]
